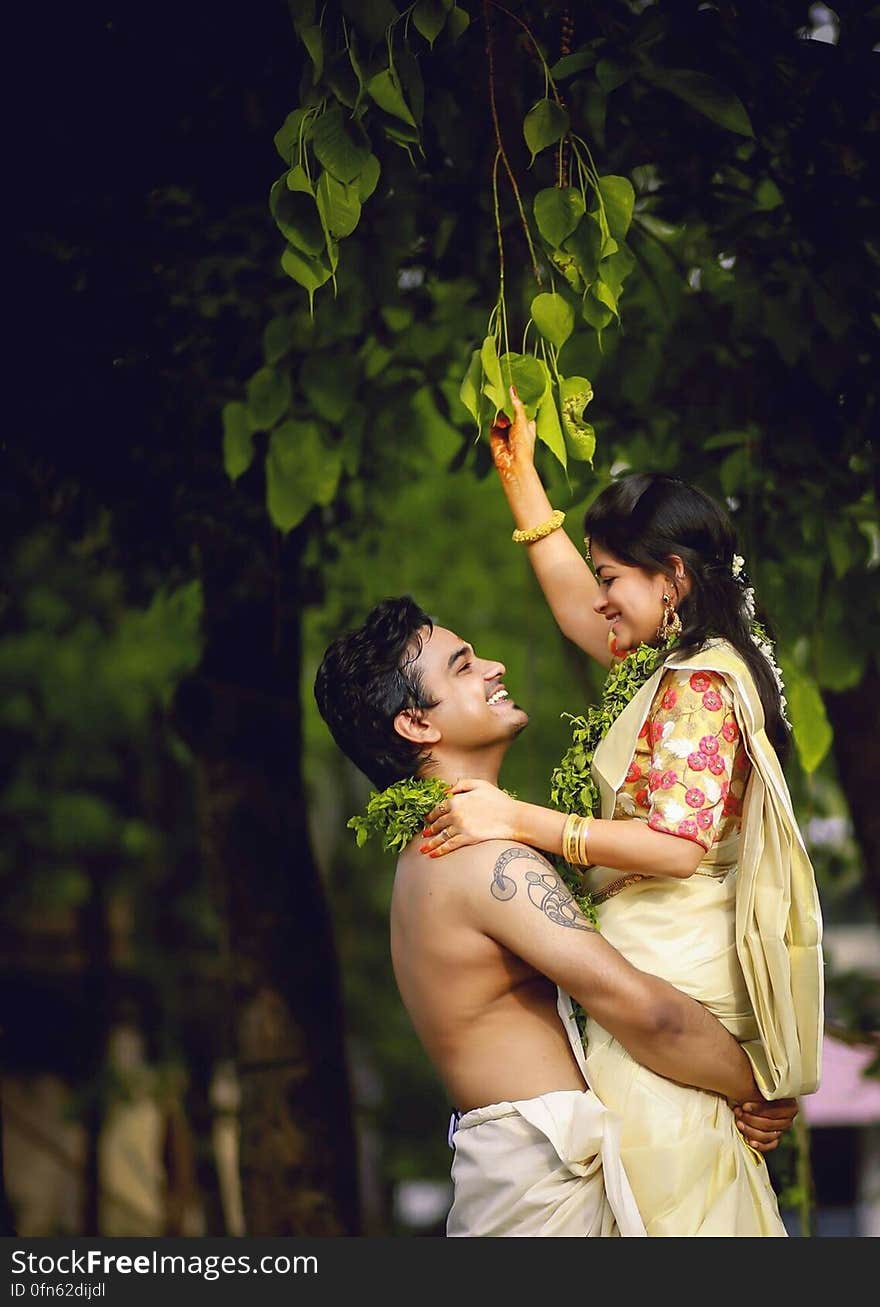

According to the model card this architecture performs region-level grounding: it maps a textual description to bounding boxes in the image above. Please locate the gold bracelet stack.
[511,509,565,544]
[562,813,593,867]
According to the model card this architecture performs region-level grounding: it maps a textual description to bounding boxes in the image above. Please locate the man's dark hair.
[314,596,439,789]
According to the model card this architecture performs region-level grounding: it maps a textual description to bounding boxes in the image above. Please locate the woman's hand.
[489,387,536,480]
[733,1097,799,1152]
[420,779,521,857]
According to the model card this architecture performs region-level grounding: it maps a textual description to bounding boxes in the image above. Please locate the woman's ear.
[667,554,691,595]
[394,708,442,747]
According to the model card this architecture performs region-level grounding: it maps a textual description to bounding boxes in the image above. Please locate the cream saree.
[577,639,824,1236]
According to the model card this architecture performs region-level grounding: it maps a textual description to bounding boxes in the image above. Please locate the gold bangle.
[562,813,591,866]
[577,818,593,868]
[562,813,578,865]
[512,509,565,544]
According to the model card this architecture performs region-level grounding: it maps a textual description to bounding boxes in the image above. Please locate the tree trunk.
[77,869,113,1235]
[177,527,359,1236]
[826,663,880,919]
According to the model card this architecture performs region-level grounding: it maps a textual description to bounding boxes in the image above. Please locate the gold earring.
[657,593,682,641]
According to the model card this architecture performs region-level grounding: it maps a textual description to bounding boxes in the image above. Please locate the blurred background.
[4,1,879,1237]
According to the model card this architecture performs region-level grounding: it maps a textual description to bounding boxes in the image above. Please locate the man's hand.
[734,1097,799,1152]
[489,387,537,478]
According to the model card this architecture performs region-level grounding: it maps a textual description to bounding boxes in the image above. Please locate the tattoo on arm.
[489,847,596,932]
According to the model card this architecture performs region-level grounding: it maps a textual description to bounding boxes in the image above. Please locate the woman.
[420,389,824,1236]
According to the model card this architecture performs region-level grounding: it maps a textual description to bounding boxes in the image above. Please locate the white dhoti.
[445,991,645,1237]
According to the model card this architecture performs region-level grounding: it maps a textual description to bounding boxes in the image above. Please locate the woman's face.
[589,543,682,653]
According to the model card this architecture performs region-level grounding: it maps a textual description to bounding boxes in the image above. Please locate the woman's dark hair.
[585,473,788,752]
[314,596,439,789]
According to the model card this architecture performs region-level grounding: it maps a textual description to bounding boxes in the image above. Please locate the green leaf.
[356,154,381,201]
[755,178,783,211]
[300,23,324,82]
[781,663,833,773]
[480,335,505,409]
[596,175,635,242]
[266,420,342,534]
[825,522,853,580]
[534,187,585,247]
[273,109,311,164]
[595,58,631,93]
[341,0,399,45]
[339,407,365,476]
[300,351,358,423]
[599,243,636,300]
[562,213,603,288]
[644,68,754,137]
[222,402,254,481]
[535,388,567,470]
[497,353,548,419]
[530,293,575,349]
[413,0,453,47]
[411,384,461,460]
[312,105,372,182]
[551,51,597,81]
[459,349,485,428]
[581,291,614,332]
[381,305,414,332]
[814,590,867,692]
[270,176,325,256]
[286,164,313,194]
[559,376,596,463]
[447,5,470,40]
[395,45,425,127]
[523,99,569,163]
[246,367,292,430]
[280,243,335,300]
[316,171,362,239]
[703,430,749,451]
[367,68,418,127]
[550,250,584,293]
[325,50,362,108]
[719,447,750,497]
[360,335,393,380]
[262,315,292,365]
[384,121,422,150]
[593,278,620,320]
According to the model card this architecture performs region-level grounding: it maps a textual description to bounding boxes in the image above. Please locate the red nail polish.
[429,851,439,859]
[419,844,429,854]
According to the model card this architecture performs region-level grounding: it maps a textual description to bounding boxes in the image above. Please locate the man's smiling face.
[406,624,529,752]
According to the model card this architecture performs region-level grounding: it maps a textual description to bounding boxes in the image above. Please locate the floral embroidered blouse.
[614,668,751,851]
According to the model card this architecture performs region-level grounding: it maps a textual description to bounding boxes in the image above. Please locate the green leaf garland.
[348,777,451,853]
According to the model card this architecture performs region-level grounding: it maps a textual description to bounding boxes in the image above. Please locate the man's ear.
[394,708,441,747]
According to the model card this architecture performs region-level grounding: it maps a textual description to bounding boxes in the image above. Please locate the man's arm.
[461,841,759,1103]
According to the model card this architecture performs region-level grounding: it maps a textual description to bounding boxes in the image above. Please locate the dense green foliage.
[237,0,879,780]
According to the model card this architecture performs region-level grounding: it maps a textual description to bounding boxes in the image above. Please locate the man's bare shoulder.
[397,840,556,900]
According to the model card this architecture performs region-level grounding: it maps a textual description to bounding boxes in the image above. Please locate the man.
[315,597,795,1237]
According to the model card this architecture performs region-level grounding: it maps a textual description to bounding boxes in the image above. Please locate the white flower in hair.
[729,551,792,732]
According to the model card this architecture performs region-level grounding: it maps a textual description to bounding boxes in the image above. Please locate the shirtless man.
[314,596,796,1236]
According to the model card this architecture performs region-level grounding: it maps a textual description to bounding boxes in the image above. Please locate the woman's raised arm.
[492,389,611,667]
